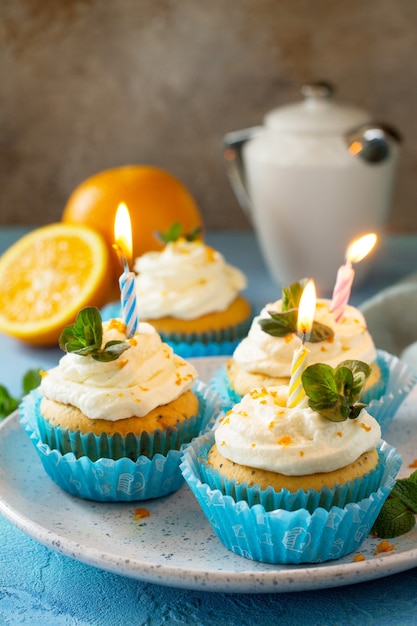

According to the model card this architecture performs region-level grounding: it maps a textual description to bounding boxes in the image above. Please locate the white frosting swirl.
[40,319,197,420]
[233,298,376,377]
[133,239,246,319]
[215,386,381,475]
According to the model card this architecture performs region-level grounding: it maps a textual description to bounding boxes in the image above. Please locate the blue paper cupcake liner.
[180,432,402,564]
[198,448,386,514]
[19,380,221,502]
[101,301,253,358]
[209,362,241,409]
[363,350,416,434]
[209,350,417,435]
[35,391,207,462]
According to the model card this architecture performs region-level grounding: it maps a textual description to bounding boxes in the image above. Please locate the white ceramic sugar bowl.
[224,82,401,293]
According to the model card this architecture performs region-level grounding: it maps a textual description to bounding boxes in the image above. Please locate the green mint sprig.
[301,360,371,422]
[0,369,42,420]
[373,471,417,538]
[154,221,202,244]
[258,279,334,343]
[59,307,131,362]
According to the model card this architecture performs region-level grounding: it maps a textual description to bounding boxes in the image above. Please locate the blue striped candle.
[119,261,139,338]
[114,202,140,338]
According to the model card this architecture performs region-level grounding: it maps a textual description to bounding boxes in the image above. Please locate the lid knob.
[300,81,335,100]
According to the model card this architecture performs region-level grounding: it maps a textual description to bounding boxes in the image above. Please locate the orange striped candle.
[287,280,316,408]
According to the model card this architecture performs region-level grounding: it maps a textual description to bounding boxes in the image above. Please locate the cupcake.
[19,306,219,501]
[102,224,252,357]
[181,360,402,564]
[210,279,415,433]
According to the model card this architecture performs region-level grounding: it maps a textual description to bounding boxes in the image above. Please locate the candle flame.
[114,202,133,264]
[346,233,377,264]
[297,280,316,337]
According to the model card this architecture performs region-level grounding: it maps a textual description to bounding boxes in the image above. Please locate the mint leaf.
[407,469,417,485]
[94,341,131,362]
[0,385,19,420]
[60,307,102,355]
[301,360,371,422]
[259,280,334,342]
[259,310,297,336]
[392,478,417,514]
[338,359,371,400]
[0,368,42,420]
[185,226,203,242]
[372,498,416,538]
[282,280,308,311]
[373,469,417,538]
[59,307,130,362]
[309,321,334,343]
[22,369,42,395]
[259,311,333,342]
[155,221,202,244]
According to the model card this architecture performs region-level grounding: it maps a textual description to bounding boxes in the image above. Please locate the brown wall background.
[1,0,416,231]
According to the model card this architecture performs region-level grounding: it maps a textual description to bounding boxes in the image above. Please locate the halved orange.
[0,223,112,346]
[62,165,203,280]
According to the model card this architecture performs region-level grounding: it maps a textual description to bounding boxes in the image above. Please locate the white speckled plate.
[1,357,417,594]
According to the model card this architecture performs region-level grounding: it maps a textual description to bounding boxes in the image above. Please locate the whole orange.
[62,165,203,281]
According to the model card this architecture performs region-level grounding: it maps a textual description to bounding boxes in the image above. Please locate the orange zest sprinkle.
[299,450,304,457]
[108,318,127,334]
[277,435,292,446]
[353,553,366,562]
[374,540,396,555]
[139,386,149,391]
[205,246,216,262]
[249,387,268,400]
[360,423,371,432]
[118,359,128,369]
[336,431,343,437]
[39,369,48,378]
[408,459,417,468]
[268,421,275,429]
[251,443,256,448]
[129,337,138,347]
[133,508,150,521]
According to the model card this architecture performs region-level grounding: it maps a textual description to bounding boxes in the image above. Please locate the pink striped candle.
[287,280,316,408]
[114,203,140,338]
[331,233,377,322]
